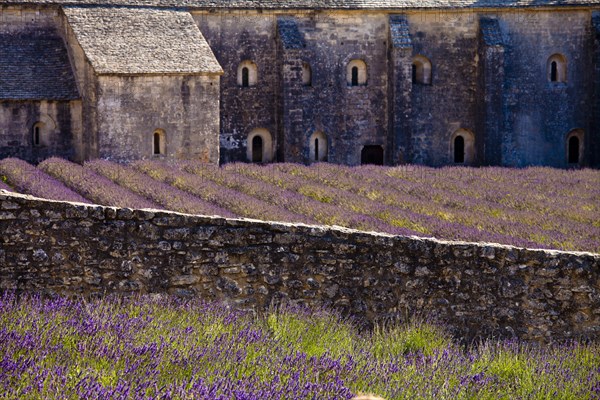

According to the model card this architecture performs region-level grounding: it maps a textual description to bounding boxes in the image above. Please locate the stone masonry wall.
[1,191,599,342]
[95,75,220,163]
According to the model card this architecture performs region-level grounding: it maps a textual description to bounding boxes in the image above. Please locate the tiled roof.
[278,18,305,50]
[1,0,598,10]
[0,32,79,100]
[390,15,412,49]
[63,6,223,75]
[480,17,504,46]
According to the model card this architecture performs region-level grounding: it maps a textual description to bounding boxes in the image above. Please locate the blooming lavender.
[133,160,312,224]
[0,293,598,399]
[0,177,13,192]
[86,159,236,218]
[0,158,90,203]
[38,158,160,210]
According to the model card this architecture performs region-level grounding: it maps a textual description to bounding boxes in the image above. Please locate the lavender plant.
[38,158,159,210]
[132,160,312,224]
[86,160,236,218]
[184,162,418,236]
[0,177,13,192]
[0,294,598,399]
[0,158,90,203]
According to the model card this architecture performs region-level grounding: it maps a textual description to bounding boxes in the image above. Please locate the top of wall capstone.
[2,190,598,257]
[0,0,598,10]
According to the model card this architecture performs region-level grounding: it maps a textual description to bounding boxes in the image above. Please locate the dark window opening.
[252,136,263,162]
[153,132,161,155]
[314,138,319,161]
[550,61,558,82]
[33,126,40,147]
[568,136,580,164]
[242,67,249,87]
[412,64,417,84]
[351,66,359,86]
[361,146,384,165]
[454,136,465,163]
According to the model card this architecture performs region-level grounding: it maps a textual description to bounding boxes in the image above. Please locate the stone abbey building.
[1,0,599,168]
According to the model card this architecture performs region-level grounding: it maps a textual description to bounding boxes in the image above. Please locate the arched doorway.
[454,135,465,163]
[361,145,384,165]
[450,129,475,165]
[566,129,584,165]
[246,128,273,163]
[252,136,263,162]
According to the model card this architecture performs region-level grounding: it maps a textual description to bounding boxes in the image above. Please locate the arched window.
[566,129,584,165]
[451,129,475,165]
[412,55,432,85]
[237,60,258,87]
[547,54,567,83]
[361,145,384,165]
[347,59,367,87]
[302,63,312,87]
[309,131,328,162]
[247,128,273,163]
[32,122,43,147]
[153,129,166,156]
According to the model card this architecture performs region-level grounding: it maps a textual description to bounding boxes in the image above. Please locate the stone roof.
[63,6,223,75]
[389,15,412,49]
[1,0,599,9]
[278,18,305,49]
[480,17,504,46]
[0,32,79,100]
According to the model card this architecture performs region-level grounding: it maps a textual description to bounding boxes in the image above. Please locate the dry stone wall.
[1,190,599,342]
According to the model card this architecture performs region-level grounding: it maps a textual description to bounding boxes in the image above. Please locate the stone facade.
[0,2,599,167]
[1,190,599,343]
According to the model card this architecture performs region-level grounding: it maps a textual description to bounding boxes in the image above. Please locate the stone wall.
[1,190,599,342]
[95,75,220,163]
[0,100,82,162]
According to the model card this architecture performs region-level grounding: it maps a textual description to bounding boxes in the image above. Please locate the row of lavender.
[0,157,598,252]
[2,294,598,399]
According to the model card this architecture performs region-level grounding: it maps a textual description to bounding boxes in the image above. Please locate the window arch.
[451,129,475,164]
[412,55,432,85]
[237,60,258,87]
[246,128,273,163]
[346,59,367,87]
[153,129,166,156]
[309,131,328,162]
[566,129,584,165]
[32,122,44,147]
[547,54,567,83]
[302,63,312,87]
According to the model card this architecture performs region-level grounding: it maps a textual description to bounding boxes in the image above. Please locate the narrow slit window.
[547,54,567,83]
[242,67,249,87]
[33,125,41,146]
[347,59,367,86]
[351,66,359,86]
[551,61,558,82]
[153,130,165,155]
[153,132,161,155]
[314,138,319,161]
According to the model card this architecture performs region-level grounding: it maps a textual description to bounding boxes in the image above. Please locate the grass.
[0,294,598,399]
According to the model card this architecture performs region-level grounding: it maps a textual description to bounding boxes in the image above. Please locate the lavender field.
[1,294,599,399]
[0,157,598,253]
